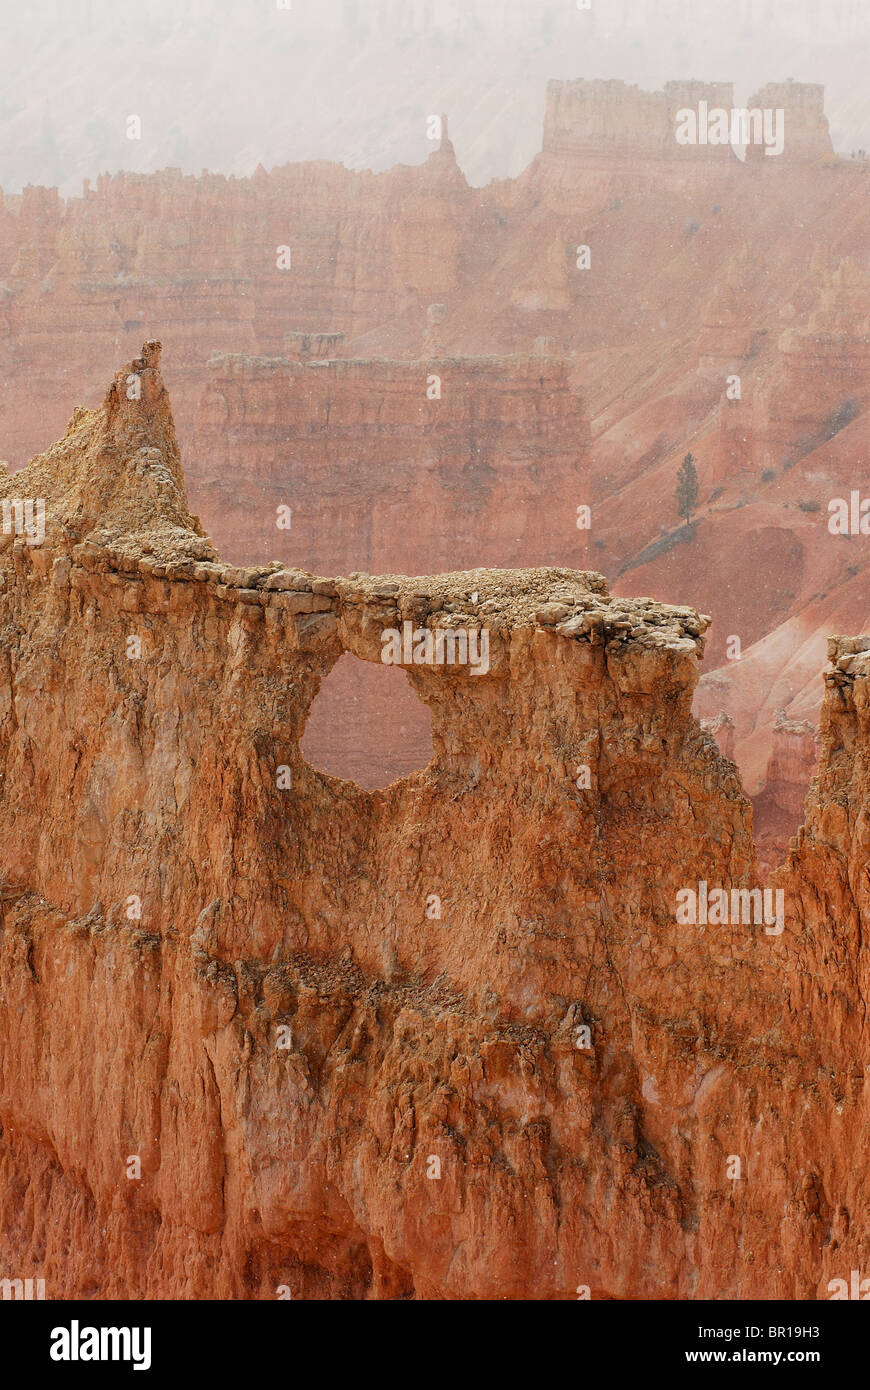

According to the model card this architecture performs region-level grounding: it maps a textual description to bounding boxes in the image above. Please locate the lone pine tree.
[676,453,699,527]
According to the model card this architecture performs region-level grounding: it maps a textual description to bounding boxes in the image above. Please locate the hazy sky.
[3,0,870,194]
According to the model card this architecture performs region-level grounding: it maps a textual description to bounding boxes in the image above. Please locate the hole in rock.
[300,651,434,790]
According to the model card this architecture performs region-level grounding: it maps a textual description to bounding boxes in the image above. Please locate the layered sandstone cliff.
[0,138,476,468]
[0,348,866,1299]
[188,349,589,573]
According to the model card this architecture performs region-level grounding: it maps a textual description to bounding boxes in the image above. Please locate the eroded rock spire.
[0,342,215,561]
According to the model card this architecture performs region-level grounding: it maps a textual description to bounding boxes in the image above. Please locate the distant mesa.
[542,77,833,165]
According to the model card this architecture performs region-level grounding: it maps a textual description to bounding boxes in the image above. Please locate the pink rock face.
[0,347,867,1300]
[186,351,590,574]
[752,713,821,878]
[700,711,736,760]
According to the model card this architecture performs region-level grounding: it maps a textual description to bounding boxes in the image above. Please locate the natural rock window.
[300,651,433,790]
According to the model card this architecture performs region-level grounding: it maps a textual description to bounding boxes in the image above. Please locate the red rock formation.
[0,75,864,808]
[0,348,867,1299]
